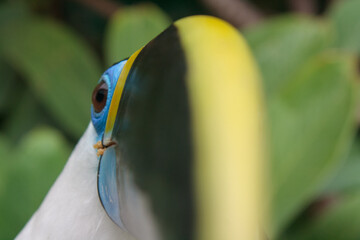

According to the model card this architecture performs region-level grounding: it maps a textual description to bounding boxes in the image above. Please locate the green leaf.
[244,15,333,98]
[0,59,16,113]
[0,134,10,198]
[104,3,171,65]
[269,52,358,237]
[0,127,71,239]
[0,3,30,115]
[323,138,360,194]
[283,191,360,240]
[283,136,360,240]
[0,17,102,138]
[3,91,48,142]
[329,0,360,54]
[245,15,358,236]
[0,2,30,28]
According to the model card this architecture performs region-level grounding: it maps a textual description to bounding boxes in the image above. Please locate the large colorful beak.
[98,15,265,240]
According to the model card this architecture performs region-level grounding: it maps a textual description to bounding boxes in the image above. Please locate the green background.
[0,0,359,239]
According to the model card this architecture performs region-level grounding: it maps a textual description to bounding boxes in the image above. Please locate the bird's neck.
[16,124,132,240]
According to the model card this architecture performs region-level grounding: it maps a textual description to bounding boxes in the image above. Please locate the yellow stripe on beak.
[103,48,143,145]
[176,16,265,240]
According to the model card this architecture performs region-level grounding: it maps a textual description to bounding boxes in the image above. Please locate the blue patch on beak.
[97,147,126,228]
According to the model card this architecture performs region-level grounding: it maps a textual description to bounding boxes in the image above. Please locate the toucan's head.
[90,16,264,240]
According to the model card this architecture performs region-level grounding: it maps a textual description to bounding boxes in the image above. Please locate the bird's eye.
[92,81,108,113]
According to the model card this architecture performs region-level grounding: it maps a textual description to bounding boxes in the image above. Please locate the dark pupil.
[92,81,108,113]
[96,89,106,103]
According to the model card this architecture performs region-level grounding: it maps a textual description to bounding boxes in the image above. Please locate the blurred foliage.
[105,4,171,65]
[0,0,359,239]
[245,14,358,238]
[0,6,102,138]
[0,128,70,239]
[330,0,360,54]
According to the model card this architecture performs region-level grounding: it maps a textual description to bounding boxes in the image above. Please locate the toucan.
[16,16,265,240]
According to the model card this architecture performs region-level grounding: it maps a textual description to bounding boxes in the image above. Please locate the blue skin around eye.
[91,60,127,138]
